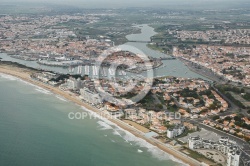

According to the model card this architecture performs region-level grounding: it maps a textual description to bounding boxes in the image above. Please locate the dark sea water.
[0,74,185,166]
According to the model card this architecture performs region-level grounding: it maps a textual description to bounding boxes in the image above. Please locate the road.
[153,94,168,110]
[177,57,250,165]
[212,84,239,114]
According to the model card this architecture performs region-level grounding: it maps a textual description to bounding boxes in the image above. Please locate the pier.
[85,66,89,75]
[77,66,82,74]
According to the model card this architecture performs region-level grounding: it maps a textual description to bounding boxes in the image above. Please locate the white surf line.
[35,88,52,95]
[0,73,18,80]
[0,73,51,95]
[80,105,189,166]
[137,149,143,153]
[2,71,191,166]
[0,73,72,104]
[55,95,68,102]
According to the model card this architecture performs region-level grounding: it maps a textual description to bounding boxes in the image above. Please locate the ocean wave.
[0,72,188,165]
[0,73,52,95]
[116,128,171,160]
[55,95,68,102]
[0,73,40,89]
[115,127,188,165]
[0,73,18,81]
[81,106,115,127]
[80,105,188,166]
[112,129,123,137]
[97,120,113,130]
[137,149,143,153]
[35,88,52,95]
[18,79,37,87]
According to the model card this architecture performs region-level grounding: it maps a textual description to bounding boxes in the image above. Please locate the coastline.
[0,64,201,166]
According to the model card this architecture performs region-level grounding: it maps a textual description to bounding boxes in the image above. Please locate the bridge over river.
[158,57,176,60]
[127,40,151,43]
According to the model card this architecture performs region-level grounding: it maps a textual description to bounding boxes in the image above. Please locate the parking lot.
[178,128,221,143]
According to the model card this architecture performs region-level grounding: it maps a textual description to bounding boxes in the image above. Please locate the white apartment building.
[227,146,241,166]
[167,125,185,139]
[188,136,241,166]
[188,136,203,149]
[80,87,102,104]
[67,78,82,90]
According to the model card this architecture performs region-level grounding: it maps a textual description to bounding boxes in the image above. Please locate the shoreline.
[0,64,201,166]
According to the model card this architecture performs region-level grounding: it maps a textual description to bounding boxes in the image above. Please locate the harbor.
[0,61,200,166]
[0,25,208,81]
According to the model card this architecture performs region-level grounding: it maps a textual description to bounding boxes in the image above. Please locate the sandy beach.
[0,63,201,166]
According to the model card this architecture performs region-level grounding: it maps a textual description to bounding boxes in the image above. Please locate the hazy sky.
[1,0,250,9]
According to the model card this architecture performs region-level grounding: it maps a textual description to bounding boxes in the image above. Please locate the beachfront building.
[80,87,102,104]
[188,136,203,149]
[167,125,185,139]
[67,77,82,90]
[188,136,241,166]
[32,72,59,83]
[227,146,241,166]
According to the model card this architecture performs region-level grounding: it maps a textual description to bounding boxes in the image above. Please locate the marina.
[108,67,116,76]
[77,65,82,74]
[0,25,208,81]
[0,2,249,166]
[85,65,90,75]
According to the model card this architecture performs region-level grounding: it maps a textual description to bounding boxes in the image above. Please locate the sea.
[0,24,204,166]
[0,73,185,166]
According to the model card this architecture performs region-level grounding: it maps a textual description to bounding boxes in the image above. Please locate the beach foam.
[35,88,52,95]
[0,73,18,81]
[0,72,188,166]
[0,73,52,95]
[55,95,68,102]
[80,106,188,166]
[97,120,113,130]
[137,149,143,153]
[19,79,37,87]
